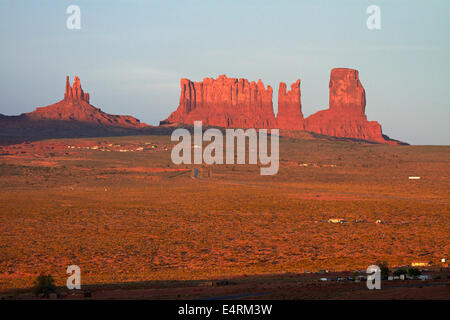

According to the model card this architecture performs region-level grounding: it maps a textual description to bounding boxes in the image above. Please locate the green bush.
[32,274,56,296]
[393,269,407,277]
[377,261,389,280]
[407,268,422,278]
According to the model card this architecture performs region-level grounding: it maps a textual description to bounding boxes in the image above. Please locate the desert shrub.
[377,261,389,279]
[393,269,408,277]
[407,268,422,278]
[32,274,56,296]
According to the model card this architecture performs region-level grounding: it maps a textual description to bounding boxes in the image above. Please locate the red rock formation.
[161,75,276,128]
[305,68,392,144]
[276,79,304,130]
[26,76,146,128]
[64,76,90,103]
[329,68,366,115]
[161,69,402,144]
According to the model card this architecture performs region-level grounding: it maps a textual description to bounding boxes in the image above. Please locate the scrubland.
[0,135,448,292]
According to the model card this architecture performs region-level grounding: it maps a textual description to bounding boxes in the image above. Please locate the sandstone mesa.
[161,68,401,145]
[161,75,276,129]
[0,70,404,145]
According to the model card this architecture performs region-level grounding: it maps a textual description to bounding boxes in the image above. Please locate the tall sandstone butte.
[161,75,276,128]
[276,79,304,130]
[304,68,390,144]
[64,75,90,103]
[162,69,401,144]
[25,76,146,128]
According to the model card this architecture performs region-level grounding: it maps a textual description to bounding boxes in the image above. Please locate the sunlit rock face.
[161,75,276,128]
[162,69,402,144]
[25,76,145,128]
[305,68,391,144]
[276,79,304,130]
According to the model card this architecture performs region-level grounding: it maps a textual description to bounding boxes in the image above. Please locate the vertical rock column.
[63,76,89,103]
[276,79,304,129]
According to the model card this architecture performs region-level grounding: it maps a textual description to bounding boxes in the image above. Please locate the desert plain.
[0,132,448,299]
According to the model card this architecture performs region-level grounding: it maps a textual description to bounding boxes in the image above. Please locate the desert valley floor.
[0,133,448,298]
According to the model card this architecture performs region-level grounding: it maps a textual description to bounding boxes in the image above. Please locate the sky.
[0,0,448,145]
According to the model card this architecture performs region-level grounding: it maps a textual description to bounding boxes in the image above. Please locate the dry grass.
[0,135,448,291]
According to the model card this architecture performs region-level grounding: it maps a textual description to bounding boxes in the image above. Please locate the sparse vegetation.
[32,274,56,296]
[408,268,422,278]
[377,261,390,280]
[0,135,448,291]
[393,269,408,277]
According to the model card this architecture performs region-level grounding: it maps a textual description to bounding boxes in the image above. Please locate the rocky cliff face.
[162,75,276,128]
[328,68,366,115]
[304,68,389,144]
[64,76,90,103]
[276,79,304,130]
[162,69,401,144]
[25,76,146,128]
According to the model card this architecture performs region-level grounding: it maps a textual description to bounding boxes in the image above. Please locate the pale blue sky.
[0,0,448,144]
